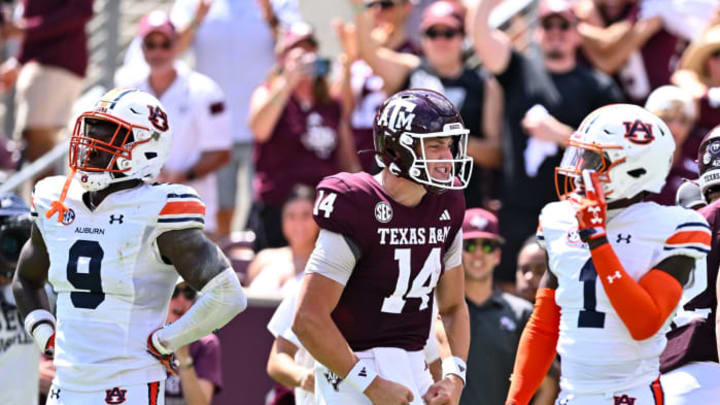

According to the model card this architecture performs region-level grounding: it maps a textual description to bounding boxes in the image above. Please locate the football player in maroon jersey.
[293,89,472,405]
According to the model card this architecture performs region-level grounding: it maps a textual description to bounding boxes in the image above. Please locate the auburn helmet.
[0,193,31,280]
[556,104,675,202]
[69,88,172,191]
[373,89,473,192]
[697,125,720,200]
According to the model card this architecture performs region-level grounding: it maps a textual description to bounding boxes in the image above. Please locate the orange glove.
[147,329,179,376]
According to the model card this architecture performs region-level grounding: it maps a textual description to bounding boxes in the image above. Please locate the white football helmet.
[556,104,675,202]
[69,88,172,191]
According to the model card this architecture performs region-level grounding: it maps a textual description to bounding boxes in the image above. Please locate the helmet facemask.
[70,113,150,191]
[555,139,625,201]
[380,123,474,193]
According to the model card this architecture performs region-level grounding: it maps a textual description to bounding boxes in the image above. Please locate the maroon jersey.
[314,172,465,351]
[254,96,342,207]
[661,198,720,372]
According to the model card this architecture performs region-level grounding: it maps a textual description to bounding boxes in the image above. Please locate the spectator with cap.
[575,0,677,105]
[459,208,556,405]
[643,85,699,206]
[122,10,232,238]
[353,0,504,209]
[676,179,707,210]
[248,22,360,250]
[469,0,623,289]
[0,1,92,180]
[164,278,223,405]
[333,0,418,173]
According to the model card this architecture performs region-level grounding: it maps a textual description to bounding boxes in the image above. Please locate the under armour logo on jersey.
[105,387,127,404]
[588,206,602,224]
[616,234,631,244]
[109,214,124,224]
[613,394,637,405]
[607,271,622,284]
[623,119,655,145]
[324,371,342,392]
[50,387,61,399]
[358,367,368,377]
[440,209,451,221]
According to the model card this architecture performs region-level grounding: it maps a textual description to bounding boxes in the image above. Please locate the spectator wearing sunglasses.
[121,11,232,239]
[332,0,418,173]
[459,208,552,405]
[469,0,623,290]
[575,0,681,105]
[164,279,223,405]
[353,0,504,209]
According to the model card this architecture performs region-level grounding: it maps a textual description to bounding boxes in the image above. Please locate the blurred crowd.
[2,0,720,404]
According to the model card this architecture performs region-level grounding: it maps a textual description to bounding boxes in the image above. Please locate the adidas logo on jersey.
[440,210,451,221]
[359,367,368,377]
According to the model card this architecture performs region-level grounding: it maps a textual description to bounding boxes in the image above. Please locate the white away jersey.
[537,200,710,394]
[31,176,206,391]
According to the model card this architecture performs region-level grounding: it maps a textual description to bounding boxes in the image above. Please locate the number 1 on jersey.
[578,258,605,328]
[382,248,441,314]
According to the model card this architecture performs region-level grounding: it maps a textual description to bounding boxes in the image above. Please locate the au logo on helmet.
[623,119,655,145]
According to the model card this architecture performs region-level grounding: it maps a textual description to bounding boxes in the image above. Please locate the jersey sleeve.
[30,176,64,234]
[655,209,711,263]
[313,176,358,238]
[155,183,206,231]
[443,229,462,269]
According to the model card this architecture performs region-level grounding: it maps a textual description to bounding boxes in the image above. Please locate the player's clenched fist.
[365,376,414,405]
[571,170,607,242]
[423,375,463,405]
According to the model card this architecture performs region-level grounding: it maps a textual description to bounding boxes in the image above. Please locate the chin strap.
[45,169,76,223]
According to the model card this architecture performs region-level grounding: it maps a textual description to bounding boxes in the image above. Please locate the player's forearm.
[155,269,246,352]
[588,240,682,340]
[439,301,470,362]
[292,309,357,378]
[11,276,50,319]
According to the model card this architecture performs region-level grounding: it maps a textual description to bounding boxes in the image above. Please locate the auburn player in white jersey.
[12,88,247,405]
[505,104,711,405]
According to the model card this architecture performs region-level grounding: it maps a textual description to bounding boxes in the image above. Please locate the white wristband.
[344,359,378,393]
[23,309,56,352]
[442,356,467,386]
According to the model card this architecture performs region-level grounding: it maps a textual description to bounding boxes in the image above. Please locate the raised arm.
[354,5,419,95]
[467,0,512,75]
[467,75,504,169]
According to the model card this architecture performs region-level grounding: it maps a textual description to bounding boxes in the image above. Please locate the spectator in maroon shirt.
[248,22,360,250]
[576,0,682,105]
[0,0,92,179]
[165,280,223,405]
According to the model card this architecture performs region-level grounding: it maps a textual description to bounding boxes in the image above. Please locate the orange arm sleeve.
[505,288,560,405]
[589,242,683,341]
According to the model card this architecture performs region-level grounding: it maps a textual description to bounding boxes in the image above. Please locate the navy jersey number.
[578,258,605,328]
[67,240,105,309]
